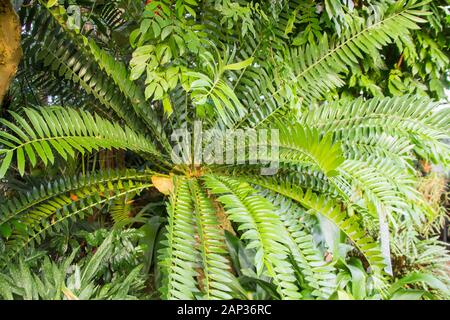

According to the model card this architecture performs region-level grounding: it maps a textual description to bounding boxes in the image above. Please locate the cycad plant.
[0,0,449,300]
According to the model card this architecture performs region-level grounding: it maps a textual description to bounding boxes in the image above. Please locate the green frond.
[281,0,429,103]
[20,4,163,139]
[0,169,153,228]
[110,195,134,227]
[158,177,200,300]
[298,96,448,227]
[272,120,344,176]
[219,48,286,130]
[337,158,421,225]
[187,49,252,126]
[77,31,170,150]
[4,176,152,258]
[157,176,237,300]
[215,166,343,201]
[212,120,344,177]
[89,1,130,34]
[14,66,111,119]
[232,0,430,128]
[3,0,449,301]
[189,179,235,300]
[260,189,337,299]
[0,107,159,178]
[341,133,415,171]
[300,96,450,166]
[245,175,386,275]
[203,174,302,299]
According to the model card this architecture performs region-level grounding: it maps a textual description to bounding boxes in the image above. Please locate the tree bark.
[0,0,22,104]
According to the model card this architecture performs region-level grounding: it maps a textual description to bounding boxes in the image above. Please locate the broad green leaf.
[0,151,13,178]
[47,0,58,8]
[389,273,449,297]
[162,96,173,116]
[17,147,25,176]
[224,57,254,71]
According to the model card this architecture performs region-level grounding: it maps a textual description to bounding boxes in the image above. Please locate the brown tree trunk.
[0,0,22,104]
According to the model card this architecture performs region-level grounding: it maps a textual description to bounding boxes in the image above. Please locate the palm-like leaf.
[0,107,159,178]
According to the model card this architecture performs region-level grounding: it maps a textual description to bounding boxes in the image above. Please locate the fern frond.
[298,96,449,225]
[78,31,170,150]
[0,107,160,178]
[93,1,129,33]
[187,49,251,126]
[341,133,415,171]
[260,189,337,299]
[215,166,343,201]
[282,0,429,103]
[158,177,200,300]
[0,169,153,228]
[203,175,302,299]
[14,66,112,120]
[300,96,450,166]
[210,120,344,177]
[338,158,420,223]
[232,0,430,128]
[5,179,152,258]
[272,120,344,176]
[110,194,134,227]
[245,175,386,275]
[20,4,165,141]
[189,179,235,300]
